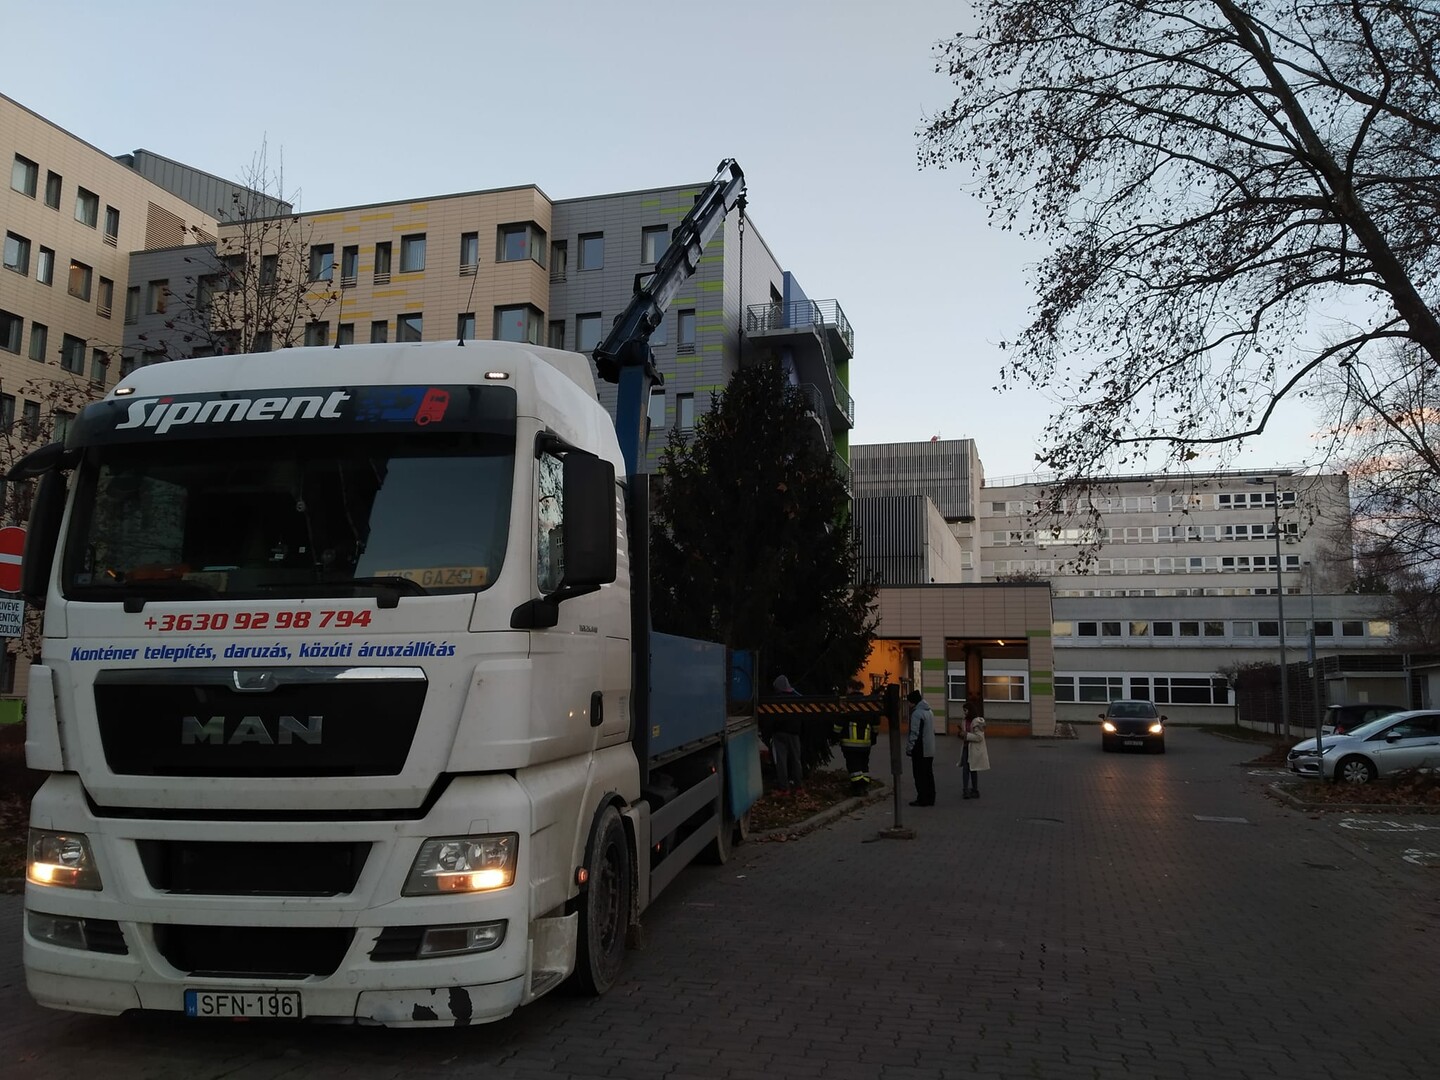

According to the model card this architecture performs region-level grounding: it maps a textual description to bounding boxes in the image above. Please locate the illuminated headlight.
[1102,721,1117,733]
[1148,722,1164,735]
[27,829,102,890]
[404,834,517,896]
[418,921,508,957]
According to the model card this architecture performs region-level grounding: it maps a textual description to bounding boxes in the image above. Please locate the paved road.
[3,730,1437,1079]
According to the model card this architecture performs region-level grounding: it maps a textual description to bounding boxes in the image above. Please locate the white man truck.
[13,161,760,1026]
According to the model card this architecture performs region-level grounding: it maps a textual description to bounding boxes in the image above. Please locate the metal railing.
[747,299,855,426]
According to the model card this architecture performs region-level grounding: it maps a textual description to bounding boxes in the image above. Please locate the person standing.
[961,700,990,799]
[769,675,804,795]
[835,680,878,796]
[906,689,936,806]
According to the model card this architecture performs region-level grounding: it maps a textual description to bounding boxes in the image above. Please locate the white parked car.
[1287,710,1440,784]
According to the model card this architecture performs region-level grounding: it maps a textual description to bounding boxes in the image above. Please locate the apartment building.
[127,177,856,473]
[2,94,221,695]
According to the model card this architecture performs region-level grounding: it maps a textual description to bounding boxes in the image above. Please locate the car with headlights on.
[1100,700,1167,753]
[1287,710,1440,783]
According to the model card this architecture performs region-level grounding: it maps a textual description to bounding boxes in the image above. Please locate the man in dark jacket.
[770,675,804,794]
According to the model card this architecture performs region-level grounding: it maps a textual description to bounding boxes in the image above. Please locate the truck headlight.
[27,829,103,890]
[403,834,517,896]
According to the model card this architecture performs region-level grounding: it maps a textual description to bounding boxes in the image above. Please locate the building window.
[1052,621,1073,637]
[22,401,41,439]
[0,394,13,430]
[252,331,273,353]
[309,244,335,282]
[259,253,279,290]
[69,260,94,301]
[1341,621,1364,637]
[89,349,108,384]
[374,241,392,284]
[396,312,423,341]
[52,410,76,443]
[651,311,668,346]
[304,321,330,347]
[1101,621,1121,637]
[1129,621,1149,637]
[1232,621,1254,637]
[124,286,141,324]
[370,319,388,343]
[497,222,546,266]
[3,232,30,275]
[60,334,85,373]
[399,233,426,273]
[677,308,696,352]
[74,187,99,228]
[97,277,114,318]
[340,245,359,287]
[459,232,479,274]
[647,388,666,429]
[37,245,54,285]
[145,278,168,313]
[44,170,62,209]
[576,313,601,353]
[28,322,47,362]
[547,320,565,349]
[494,304,541,343]
[677,393,695,430]
[1151,621,1174,637]
[336,323,355,346]
[579,232,604,270]
[641,225,669,263]
[1257,620,1279,637]
[550,240,567,282]
[104,205,120,246]
[1368,620,1391,639]
[457,313,476,341]
[0,310,21,354]
[983,673,1028,703]
[11,154,37,197]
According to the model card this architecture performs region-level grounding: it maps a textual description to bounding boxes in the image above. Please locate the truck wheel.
[572,804,630,996]
[702,808,750,865]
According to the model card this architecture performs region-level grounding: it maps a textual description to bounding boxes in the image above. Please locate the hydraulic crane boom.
[592,158,746,478]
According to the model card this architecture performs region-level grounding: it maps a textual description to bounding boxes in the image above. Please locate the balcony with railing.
[746,299,854,433]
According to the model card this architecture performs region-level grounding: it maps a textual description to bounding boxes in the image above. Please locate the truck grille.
[136,840,371,896]
[94,666,426,777]
[154,924,355,978]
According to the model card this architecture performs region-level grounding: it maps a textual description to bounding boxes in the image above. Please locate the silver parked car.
[1287,710,1440,783]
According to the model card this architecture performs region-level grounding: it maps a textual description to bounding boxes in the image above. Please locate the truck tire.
[572,804,630,996]
[702,808,750,865]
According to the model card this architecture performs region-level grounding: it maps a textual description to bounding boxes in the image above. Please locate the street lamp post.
[1249,476,1290,740]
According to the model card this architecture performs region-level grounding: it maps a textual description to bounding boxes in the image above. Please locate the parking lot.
[2,729,1436,1079]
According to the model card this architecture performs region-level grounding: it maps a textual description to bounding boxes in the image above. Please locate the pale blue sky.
[5,0,1320,479]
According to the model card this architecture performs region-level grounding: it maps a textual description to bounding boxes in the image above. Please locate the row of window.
[0,392,74,446]
[1054,674,1231,706]
[294,220,676,288]
[991,521,1301,546]
[993,554,1304,576]
[1056,617,1391,642]
[986,489,1297,516]
[10,154,120,242]
[3,232,116,317]
[0,308,110,379]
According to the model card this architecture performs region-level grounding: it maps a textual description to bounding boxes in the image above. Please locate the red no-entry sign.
[0,526,26,594]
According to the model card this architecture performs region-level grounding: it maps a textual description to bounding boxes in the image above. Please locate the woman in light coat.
[961,700,990,799]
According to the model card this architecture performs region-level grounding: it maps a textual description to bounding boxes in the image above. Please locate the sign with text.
[0,597,25,638]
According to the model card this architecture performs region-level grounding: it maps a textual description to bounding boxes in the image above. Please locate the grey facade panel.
[854,496,927,585]
[852,440,978,521]
[120,149,291,222]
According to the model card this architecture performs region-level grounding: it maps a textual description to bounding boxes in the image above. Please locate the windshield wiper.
[255,576,430,608]
[104,579,222,613]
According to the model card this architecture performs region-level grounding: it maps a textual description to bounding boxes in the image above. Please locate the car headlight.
[403,834,517,896]
[27,829,103,890]
[1102,721,1117,733]
[1148,722,1164,735]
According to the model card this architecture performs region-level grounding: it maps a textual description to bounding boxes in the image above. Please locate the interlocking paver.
[3,729,1437,1079]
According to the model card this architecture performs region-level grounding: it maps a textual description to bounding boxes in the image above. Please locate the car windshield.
[1108,702,1157,718]
[61,431,515,602]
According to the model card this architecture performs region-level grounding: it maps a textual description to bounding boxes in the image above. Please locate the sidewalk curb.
[1266,780,1440,815]
[755,784,892,842]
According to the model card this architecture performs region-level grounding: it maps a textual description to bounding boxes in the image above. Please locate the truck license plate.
[185,989,301,1019]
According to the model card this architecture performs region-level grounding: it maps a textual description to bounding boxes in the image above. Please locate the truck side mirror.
[22,469,68,608]
[559,452,617,591]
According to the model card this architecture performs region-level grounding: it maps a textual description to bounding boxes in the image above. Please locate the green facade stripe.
[921,658,945,671]
[1030,669,1052,679]
[1031,682,1053,695]
[1028,628,1052,637]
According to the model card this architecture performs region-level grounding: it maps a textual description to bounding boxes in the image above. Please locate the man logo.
[180,715,323,745]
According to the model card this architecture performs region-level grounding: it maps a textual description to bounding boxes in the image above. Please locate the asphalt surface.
[2,729,1437,1079]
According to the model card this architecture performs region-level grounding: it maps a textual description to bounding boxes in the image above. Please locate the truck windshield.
[61,431,514,602]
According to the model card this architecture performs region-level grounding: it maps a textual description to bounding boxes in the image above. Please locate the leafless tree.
[919,1,1440,508]
[152,141,336,357]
